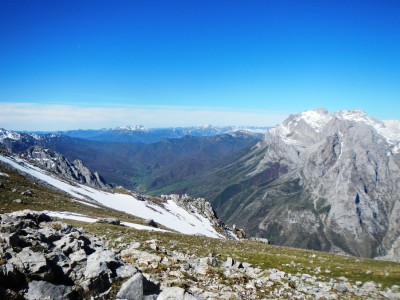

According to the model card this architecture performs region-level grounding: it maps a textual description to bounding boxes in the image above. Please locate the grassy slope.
[72,221,400,289]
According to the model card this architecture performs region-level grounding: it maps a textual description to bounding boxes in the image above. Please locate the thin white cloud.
[0,102,289,131]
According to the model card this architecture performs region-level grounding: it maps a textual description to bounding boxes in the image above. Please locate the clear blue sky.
[1,0,400,130]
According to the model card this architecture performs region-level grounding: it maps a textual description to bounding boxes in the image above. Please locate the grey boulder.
[116,273,144,300]
[25,280,75,300]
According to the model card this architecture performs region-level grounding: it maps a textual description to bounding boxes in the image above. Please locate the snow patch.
[121,221,168,232]
[338,141,344,160]
[226,229,239,240]
[298,109,331,132]
[46,211,97,223]
[0,172,9,177]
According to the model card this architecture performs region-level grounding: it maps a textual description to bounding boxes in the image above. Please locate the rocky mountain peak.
[207,109,400,258]
[267,109,400,151]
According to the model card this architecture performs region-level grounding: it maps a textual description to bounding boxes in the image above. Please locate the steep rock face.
[20,146,109,190]
[209,109,400,258]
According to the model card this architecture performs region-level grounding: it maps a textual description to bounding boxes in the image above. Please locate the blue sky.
[1,0,400,130]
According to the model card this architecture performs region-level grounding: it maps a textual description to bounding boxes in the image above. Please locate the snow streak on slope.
[0,154,223,238]
[45,211,168,232]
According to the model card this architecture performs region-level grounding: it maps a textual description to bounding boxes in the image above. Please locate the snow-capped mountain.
[182,109,400,258]
[111,125,148,131]
[57,125,268,143]
[269,108,400,151]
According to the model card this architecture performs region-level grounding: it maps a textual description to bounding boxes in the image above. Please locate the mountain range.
[35,125,268,144]
[1,109,400,259]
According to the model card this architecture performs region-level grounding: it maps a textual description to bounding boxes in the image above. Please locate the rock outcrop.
[161,194,230,236]
[20,146,109,189]
[0,210,140,299]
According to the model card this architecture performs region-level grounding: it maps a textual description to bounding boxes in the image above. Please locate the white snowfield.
[44,211,168,232]
[0,154,223,238]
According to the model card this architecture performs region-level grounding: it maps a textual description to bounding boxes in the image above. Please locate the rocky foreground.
[1,211,400,299]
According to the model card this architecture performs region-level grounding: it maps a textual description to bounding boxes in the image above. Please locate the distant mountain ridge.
[17,125,268,144]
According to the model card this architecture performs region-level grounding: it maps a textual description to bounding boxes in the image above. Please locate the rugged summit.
[20,146,108,190]
[206,109,400,258]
